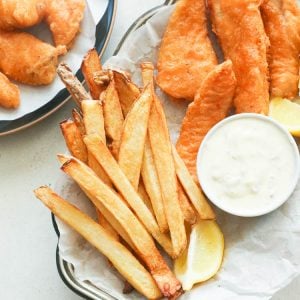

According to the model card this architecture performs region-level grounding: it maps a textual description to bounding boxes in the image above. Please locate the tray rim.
[0,0,117,137]
[52,1,178,299]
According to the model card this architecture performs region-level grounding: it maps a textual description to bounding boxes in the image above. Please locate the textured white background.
[0,0,298,299]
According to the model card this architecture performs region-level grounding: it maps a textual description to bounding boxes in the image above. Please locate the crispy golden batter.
[157,0,217,101]
[261,0,299,98]
[208,0,269,114]
[176,61,236,181]
[45,0,85,48]
[0,0,46,30]
[0,72,20,109]
[0,31,66,85]
[282,0,300,52]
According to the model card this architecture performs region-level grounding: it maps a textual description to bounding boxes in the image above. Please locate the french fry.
[113,71,140,116]
[72,108,85,136]
[172,146,216,219]
[178,183,197,224]
[81,100,105,141]
[60,158,182,298]
[96,210,119,241]
[34,186,162,300]
[141,138,169,233]
[57,62,90,106]
[81,48,108,100]
[138,181,155,217]
[103,80,124,142]
[60,119,88,163]
[118,84,153,189]
[81,99,111,186]
[83,134,175,258]
[148,96,187,257]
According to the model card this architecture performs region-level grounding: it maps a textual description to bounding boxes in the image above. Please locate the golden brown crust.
[0,31,66,85]
[176,60,236,181]
[208,0,269,114]
[157,0,217,101]
[0,71,20,108]
[261,0,299,98]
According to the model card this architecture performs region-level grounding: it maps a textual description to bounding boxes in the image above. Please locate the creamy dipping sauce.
[197,114,300,217]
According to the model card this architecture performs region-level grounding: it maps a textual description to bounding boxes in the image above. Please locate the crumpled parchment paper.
[55,5,300,300]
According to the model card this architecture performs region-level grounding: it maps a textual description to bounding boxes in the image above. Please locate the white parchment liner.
[0,0,108,120]
[55,5,300,300]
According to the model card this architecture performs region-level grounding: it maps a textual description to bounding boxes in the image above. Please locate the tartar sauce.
[197,114,300,216]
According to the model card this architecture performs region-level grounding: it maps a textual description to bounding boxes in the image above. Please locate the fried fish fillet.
[0,31,66,85]
[0,72,20,109]
[0,0,46,30]
[176,60,236,182]
[156,0,217,101]
[45,0,85,49]
[208,0,269,114]
[261,0,299,98]
[282,0,300,52]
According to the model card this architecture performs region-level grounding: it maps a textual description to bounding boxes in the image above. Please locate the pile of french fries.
[34,49,215,300]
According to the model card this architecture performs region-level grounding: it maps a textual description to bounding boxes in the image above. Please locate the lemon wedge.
[174,220,224,291]
[269,98,300,137]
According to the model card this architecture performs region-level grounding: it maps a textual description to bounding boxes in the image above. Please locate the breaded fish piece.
[45,0,85,49]
[0,31,66,85]
[0,72,20,109]
[208,0,269,114]
[156,0,217,101]
[176,60,236,182]
[261,0,299,98]
[0,0,46,30]
[282,0,300,52]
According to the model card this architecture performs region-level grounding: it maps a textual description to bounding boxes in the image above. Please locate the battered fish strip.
[208,0,269,114]
[0,72,20,109]
[0,31,66,85]
[282,0,300,52]
[261,0,299,98]
[157,0,217,101]
[0,0,46,30]
[176,60,236,182]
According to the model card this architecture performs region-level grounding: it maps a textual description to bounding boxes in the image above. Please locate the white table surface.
[0,0,298,299]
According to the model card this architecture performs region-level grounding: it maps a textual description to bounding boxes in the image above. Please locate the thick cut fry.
[72,108,85,136]
[208,0,269,114]
[118,85,153,190]
[83,134,175,258]
[113,71,140,116]
[138,181,155,217]
[34,186,161,300]
[103,80,124,142]
[81,48,107,100]
[0,72,20,109]
[60,119,88,163]
[176,60,236,181]
[148,97,186,257]
[81,99,111,186]
[60,158,182,298]
[178,183,197,224]
[261,0,299,98]
[156,0,217,101]
[81,100,105,141]
[141,138,169,233]
[172,146,215,220]
[57,62,90,106]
